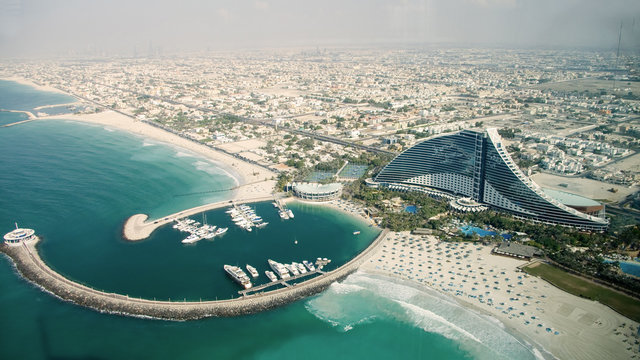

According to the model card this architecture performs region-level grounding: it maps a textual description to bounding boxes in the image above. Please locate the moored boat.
[268,259,290,279]
[246,264,259,278]
[265,270,278,282]
[224,265,252,289]
[303,260,315,271]
[181,234,201,244]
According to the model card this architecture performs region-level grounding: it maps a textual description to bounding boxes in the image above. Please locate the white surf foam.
[396,299,482,343]
[307,272,539,360]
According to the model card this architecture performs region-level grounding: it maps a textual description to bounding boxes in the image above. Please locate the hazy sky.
[1,0,638,57]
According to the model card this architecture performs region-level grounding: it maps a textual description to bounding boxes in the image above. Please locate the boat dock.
[238,269,326,296]
[273,199,294,220]
[123,194,281,241]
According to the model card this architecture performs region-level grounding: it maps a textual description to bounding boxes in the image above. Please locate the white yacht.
[181,234,201,244]
[285,263,300,276]
[265,270,278,282]
[246,264,259,278]
[224,265,252,289]
[303,260,315,272]
[268,259,290,279]
[214,227,228,236]
[294,262,307,274]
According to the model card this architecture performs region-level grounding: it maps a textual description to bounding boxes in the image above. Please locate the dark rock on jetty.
[0,230,388,321]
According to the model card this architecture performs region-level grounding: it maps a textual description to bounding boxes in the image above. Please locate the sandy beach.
[41,111,276,201]
[1,76,70,96]
[359,231,640,360]
[1,76,276,200]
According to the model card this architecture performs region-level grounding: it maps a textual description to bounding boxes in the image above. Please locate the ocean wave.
[193,160,225,176]
[330,282,366,295]
[396,299,482,343]
[175,151,195,158]
[306,272,538,360]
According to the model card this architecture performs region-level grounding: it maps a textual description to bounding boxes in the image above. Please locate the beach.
[5,75,639,358]
[2,76,276,202]
[1,76,70,96]
[42,110,276,202]
[359,231,640,360]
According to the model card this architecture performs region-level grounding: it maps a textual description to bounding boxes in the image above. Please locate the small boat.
[303,260,315,271]
[272,202,279,208]
[214,227,228,236]
[285,263,300,276]
[246,264,259,278]
[294,262,307,274]
[353,231,361,235]
[181,234,201,244]
[265,270,278,282]
[287,209,294,218]
[268,259,290,279]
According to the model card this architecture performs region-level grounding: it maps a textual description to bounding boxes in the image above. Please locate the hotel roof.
[543,189,601,207]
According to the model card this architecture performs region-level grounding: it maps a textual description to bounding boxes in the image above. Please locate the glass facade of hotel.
[375,129,608,231]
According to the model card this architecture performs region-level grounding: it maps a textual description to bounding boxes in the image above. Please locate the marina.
[234,258,332,293]
[227,203,269,231]
[173,215,228,244]
[238,267,326,296]
[273,200,294,220]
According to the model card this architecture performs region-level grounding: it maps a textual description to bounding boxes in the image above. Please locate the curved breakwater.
[1,230,388,321]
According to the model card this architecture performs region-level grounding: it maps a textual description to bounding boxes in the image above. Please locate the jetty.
[0,109,37,128]
[238,268,326,296]
[123,194,278,241]
[0,229,389,321]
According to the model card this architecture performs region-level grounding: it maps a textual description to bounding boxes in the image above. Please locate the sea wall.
[1,229,388,321]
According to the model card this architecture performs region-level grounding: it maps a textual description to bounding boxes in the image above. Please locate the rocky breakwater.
[0,230,388,320]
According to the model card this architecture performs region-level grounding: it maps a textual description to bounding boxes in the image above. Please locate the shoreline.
[41,112,276,202]
[0,76,71,96]
[358,231,640,360]
[1,76,276,204]
[353,269,554,359]
[286,198,377,227]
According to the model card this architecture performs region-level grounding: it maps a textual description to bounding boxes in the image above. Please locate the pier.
[0,229,389,321]
[123,192,280,241]
[238,269,326,296]
[0,109,37,127]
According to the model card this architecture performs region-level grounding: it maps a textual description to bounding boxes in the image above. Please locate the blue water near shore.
[0,80,539,359]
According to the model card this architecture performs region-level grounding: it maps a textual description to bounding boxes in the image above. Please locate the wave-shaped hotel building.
[373,128,608,231]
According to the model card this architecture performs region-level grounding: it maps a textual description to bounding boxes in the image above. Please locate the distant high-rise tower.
[374,128,608,231]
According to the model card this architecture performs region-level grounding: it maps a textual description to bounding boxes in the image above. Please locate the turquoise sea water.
[0,80,539,359]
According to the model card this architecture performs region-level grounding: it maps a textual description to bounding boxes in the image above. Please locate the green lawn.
[523,262,640,322]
